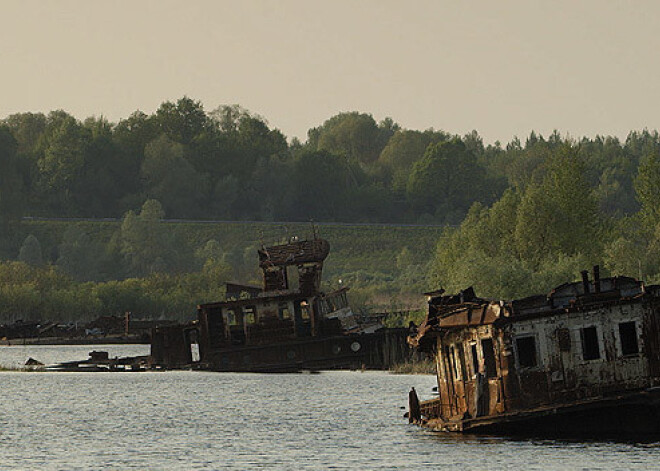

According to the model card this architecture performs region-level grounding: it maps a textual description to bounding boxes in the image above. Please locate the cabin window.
[618,321,639,356]
[557,328,571,352]
[456,344,468,381]
[278,303,291,320]
[481,338,498,379]
[244,306,256,325]
[226,309,238,326]
[580,326,601,361]
[300,301,311,320]
[515,336,538,369]
[470,343,479,376]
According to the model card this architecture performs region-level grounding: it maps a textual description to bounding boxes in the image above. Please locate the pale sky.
[2,0,660,144]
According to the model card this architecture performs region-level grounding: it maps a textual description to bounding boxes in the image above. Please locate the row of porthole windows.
[514,320,640,369]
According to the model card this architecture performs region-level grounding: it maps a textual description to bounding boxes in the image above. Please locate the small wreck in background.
[152,235,409,372]
[408,266,660,436]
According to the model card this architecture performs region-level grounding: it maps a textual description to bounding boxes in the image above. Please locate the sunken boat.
[407,266,660,437]
[151,235,409,372]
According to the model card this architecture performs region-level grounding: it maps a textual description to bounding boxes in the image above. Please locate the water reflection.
[0,349,658,469]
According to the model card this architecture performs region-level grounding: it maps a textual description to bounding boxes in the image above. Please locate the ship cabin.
[197,285,353,350]
[155,236,370,370]
[408,266,660,435]
[151,236,410,372]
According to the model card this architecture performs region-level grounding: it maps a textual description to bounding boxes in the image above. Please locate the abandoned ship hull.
[153,236,415,373]
[421,388,660,437]
[200,329,409,373]
[408,267,660,437]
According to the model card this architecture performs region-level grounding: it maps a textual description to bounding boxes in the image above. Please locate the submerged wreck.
[152,236,409,372]
[408,267,660,436]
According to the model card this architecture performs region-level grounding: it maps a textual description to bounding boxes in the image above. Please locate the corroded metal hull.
[200,330,409,373]
[417,388,660,437]
[408,267,660,438]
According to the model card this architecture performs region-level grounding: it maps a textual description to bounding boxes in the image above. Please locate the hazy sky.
[2,1,660,143]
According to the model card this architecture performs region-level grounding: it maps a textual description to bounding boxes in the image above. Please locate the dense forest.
[2,97,660,323]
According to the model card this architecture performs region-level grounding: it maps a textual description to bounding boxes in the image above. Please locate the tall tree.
[514,146,601,265]
[285,150,355,220]
[141,135,206,218]
[118,199,166,276]
[154,97,210,145]
[634,153,660,232]
[56,225,103,281]
[18,234,43,266]
[378,129,448,192]
[406,138,494,222]
[309,112,394,164]
[37,111,90,214]
[0,126,23,228]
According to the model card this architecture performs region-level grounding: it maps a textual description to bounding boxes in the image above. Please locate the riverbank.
[389,358,436,375]
[0,335,149,346]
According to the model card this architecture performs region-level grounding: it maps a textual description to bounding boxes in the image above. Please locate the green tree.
[378,129,448,192]
[406,138,492,222]
[514,147,601,265]
[37,111,90,213]
[56,225,103,281]
[2,112,46,156]
[141,135,206,217]
[118,199,167,276]
[154,97,210,145]
[0,126,23,240]
[285,150,356,220]
[309,112,394,164]
[634,153,660,232]
[18,234,43,266]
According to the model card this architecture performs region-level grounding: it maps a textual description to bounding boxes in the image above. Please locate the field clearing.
[20,219,446,280]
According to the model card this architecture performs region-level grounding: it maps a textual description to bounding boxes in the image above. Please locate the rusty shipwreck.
[151,235,409,372]
[407,267,660,436]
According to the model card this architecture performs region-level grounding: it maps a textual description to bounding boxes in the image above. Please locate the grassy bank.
[389,358,436,375]
[19,219,443,277]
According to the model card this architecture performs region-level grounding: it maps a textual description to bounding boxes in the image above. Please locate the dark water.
[1,346,659,470]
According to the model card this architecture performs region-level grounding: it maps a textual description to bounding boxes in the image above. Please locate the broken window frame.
[300,300,311,320]
[455,343,468,381]
[243,306,257,325]
[579,326,601,361]
[278,303,291,320]
[618,321,640,357]
[225,308,239,327]
[481,338,498,379]
[470,342,479,378]
[513,335,540,370]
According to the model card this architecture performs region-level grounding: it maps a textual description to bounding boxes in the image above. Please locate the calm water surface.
[1,345,659,470]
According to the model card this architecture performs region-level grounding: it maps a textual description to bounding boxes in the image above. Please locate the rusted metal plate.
[408,266,660,436]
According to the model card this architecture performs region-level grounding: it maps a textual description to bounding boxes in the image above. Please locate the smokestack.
[581,270,590,295]
[593,265,601,293]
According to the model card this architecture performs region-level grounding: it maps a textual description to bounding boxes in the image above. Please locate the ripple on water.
[0,352,659,469]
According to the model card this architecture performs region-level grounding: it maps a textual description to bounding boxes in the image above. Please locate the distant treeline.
[3,97,660,321]
[2,97,655,230]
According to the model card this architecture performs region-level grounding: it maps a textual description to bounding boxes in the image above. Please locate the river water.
[1,345,659,470]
